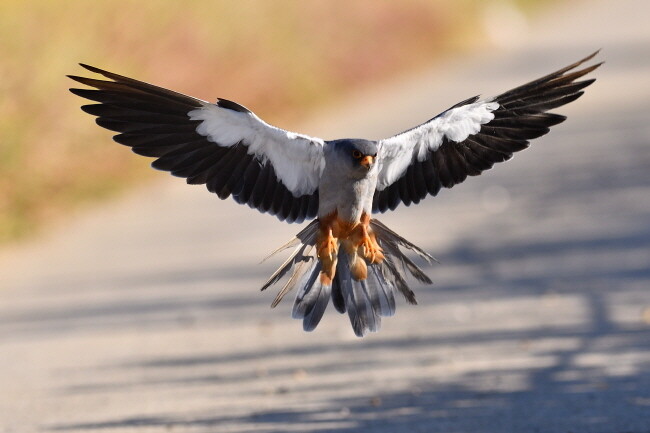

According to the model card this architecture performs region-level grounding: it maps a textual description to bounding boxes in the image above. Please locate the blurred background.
[0,0,543,244]
[2,1,650,432]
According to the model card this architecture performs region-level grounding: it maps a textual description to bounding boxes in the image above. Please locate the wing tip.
[582,49,601,63]
[78,63,119,79]
[79,62,99,72]
[569,49,603,71]
[66,74,91,86]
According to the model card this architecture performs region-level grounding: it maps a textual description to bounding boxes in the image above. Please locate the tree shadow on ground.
[45,225,650,432]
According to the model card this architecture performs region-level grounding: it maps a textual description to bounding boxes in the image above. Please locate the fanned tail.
[261,219,434,337]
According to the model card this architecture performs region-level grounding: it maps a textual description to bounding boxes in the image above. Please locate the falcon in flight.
[69,52,601,336]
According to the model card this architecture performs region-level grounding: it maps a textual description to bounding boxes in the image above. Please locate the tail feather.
[368,265,396,317]
[291,260,332,331]
[350,279,380,336]
[301,282,331,332]
[380,238,432,284]
[262,220,319,292]
[337,253,383,336]
[331,270,347,313]
[261,243,311,292]
[262,218,433,336]
[290,260,321,319]
[370,220,437,264]
[381,256,418,305]
[261,219,320,263]
[270,246,314,308]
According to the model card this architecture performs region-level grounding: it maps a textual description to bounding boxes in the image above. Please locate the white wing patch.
[189,103,326,196]
[376,100,499,190]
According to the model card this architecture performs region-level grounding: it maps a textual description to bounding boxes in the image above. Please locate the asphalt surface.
[2,1,650,432]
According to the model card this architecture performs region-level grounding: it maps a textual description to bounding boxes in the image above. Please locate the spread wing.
[373,51,602,213]
[68,64,326,223]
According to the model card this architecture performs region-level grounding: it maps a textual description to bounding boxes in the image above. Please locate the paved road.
[2,1,650,432]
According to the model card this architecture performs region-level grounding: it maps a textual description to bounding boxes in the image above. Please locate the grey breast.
[317,140,379,222]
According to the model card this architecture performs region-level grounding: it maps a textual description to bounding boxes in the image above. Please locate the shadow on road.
[47,318,650,432]
[44,222,650,432]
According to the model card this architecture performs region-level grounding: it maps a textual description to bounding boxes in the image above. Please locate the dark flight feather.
[373,52,601,213]
[69,65,318,223]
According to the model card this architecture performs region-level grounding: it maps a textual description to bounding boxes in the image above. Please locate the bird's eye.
[352,150,362,159]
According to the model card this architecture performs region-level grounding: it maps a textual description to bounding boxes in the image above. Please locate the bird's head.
[332,139,379,178]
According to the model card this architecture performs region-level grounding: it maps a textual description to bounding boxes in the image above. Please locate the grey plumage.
[318,139,379,222]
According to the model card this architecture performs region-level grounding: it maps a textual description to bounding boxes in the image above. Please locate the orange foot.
[358,231,384,264]
[317,232,337,262]
[317,235,338,285]
[317,215,339,285]
[348,214,384,265]
[339,238,367,280]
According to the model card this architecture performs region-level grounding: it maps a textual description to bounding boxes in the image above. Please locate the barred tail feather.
[262,218,433,336]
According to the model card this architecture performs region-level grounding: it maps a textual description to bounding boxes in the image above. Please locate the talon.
[356,232,383,264]
[317,217,339,285]
[317,237,338,262]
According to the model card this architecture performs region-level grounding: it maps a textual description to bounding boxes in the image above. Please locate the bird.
[68,51,601,337]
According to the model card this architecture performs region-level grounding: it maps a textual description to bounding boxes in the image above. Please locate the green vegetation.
[0,0,544,243]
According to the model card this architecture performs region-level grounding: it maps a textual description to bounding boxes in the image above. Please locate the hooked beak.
[360,155,374,169]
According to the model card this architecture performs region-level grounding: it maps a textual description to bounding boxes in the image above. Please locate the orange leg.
[316,213,339,285]
[340,236,367,281]
[349,213,384,265]
[317,212,384,283]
